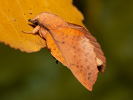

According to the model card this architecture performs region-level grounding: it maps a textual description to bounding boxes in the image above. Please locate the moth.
[23,12,106,91]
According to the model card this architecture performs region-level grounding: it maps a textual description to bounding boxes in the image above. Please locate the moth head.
[28,19,39,26]
[29,12,48,23]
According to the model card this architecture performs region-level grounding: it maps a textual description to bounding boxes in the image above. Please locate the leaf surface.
[0,0,83,52]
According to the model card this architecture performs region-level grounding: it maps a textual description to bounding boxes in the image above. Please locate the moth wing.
[49,27,98,91]
[68,23,106,73]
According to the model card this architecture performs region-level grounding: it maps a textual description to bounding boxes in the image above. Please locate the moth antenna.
[22,31,33,34]
[28,19,32,22]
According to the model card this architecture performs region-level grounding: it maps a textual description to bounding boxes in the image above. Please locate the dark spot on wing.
[76,65,79,68]
[73,55,76,58]
[70,63,75,66]
[77,49,80,51]
[61,41,65,44]
[85,59,88,62]
[80,69,82,72]
[88,72,91,75]
[88,77,90,80]
[86,66,89,70]
[73,36,75,38]
[80,65,83,68]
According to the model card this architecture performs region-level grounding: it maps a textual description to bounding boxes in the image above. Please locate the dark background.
[0,0,133,100]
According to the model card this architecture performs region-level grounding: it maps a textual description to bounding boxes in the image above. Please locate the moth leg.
[52,56,59,64]
[38,27,48,39]
[56,60,59,64]
[22,25,40,34]
[32,25,40,34]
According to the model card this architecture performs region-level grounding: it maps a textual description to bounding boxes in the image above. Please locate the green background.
[0,0,133,100]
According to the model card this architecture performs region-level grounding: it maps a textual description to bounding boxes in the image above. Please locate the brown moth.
[23,12,106,91]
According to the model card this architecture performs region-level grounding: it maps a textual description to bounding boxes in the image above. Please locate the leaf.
[27,12,106,91]
[0,0,83,52]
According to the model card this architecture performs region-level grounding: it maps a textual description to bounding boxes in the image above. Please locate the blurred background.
[0,0,133,100]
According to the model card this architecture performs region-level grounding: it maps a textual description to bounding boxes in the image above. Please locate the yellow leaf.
[0,0,83,52]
